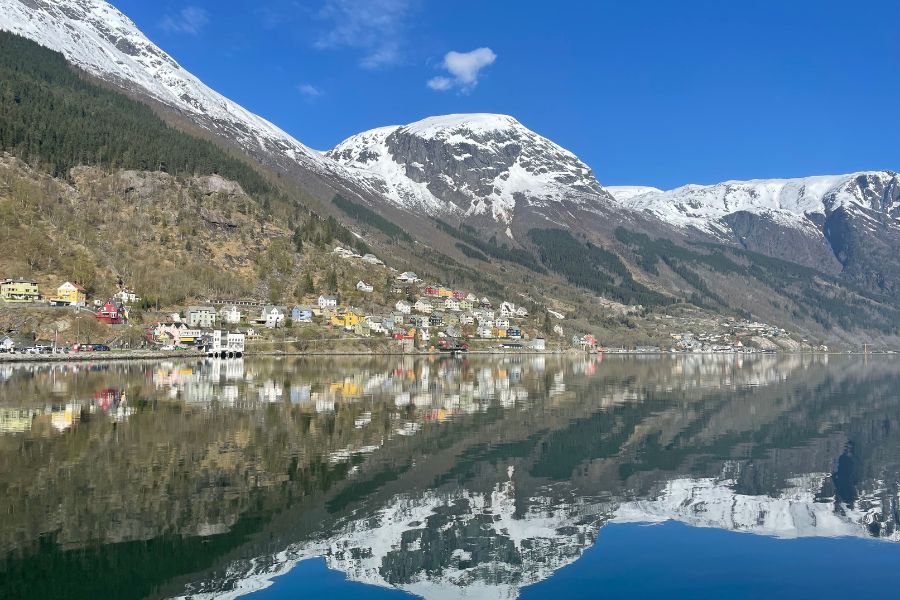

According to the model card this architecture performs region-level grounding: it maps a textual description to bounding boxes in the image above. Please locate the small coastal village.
[0,245,823,358]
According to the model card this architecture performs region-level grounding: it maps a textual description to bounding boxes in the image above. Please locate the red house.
[452,290,465,300]
[96,301,122,324]
[424,286,439,296]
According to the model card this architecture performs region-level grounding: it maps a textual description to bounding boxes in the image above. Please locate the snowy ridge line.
[608,171,900,239]
[0,0,333,172]
[614,474,900,541]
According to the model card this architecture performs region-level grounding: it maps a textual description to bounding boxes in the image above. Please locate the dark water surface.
[0,354,898,599]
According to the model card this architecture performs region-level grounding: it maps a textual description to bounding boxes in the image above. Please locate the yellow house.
[331,311,362,329]
[492,327,508,339]
[329,381,362,397]
[0,279,40,303]
[55,281,87,306]
[438,287,453,298]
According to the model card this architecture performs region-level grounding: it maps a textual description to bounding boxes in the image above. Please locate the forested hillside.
[0,32,270,192]
[0,30,379,305]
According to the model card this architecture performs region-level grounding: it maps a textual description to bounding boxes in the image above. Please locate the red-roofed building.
[96,301,122,324]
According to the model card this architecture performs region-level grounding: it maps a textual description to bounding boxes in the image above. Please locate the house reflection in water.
[0,354,898,600]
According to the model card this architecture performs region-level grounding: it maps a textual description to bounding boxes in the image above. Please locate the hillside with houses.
[1,240,815,357]
[0,30,832,355]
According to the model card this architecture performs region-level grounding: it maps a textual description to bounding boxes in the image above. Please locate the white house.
[206,330,245,357]
[414,299,433,314]
[219,305,242,325]
[528,338,546,351]
[318,295,338,310]
[0,336,14,352]
[419,328,431,343]
[260,306,285,329]
[496,317,511,329]
[499,302,516,318]
[465,293,478,302]
[362,254,383,265]
[515,306,529,317]
[553,324,564,337]
[444,298,460,311]
[395,300,412,314]
[398,271,420,283]
[356,280,374,293]
[477,326,494,339]
[459,313,475,325]
[114,288,139,305]
[366,317,387,334]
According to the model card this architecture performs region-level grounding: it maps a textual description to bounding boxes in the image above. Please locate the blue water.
[523,522,900,599]
[253,521,900,599]
[249,558,416,599]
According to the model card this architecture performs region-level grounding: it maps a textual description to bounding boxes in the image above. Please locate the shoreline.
[0,348,874,364]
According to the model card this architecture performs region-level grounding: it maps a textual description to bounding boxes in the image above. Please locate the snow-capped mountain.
[609,172,900,282]
[0,0,333,176]
[178,473,610,600]
[327,114,616,225]
[0,0,623,233]
[177,467,899,600]
[615,474,900,541]
[607,171,900,239]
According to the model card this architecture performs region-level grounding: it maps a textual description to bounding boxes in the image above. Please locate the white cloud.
[427,48,496,92]
[315,0,415,69]
[426,76,453,91]
[161,6,210,35]
[298,83,324,99]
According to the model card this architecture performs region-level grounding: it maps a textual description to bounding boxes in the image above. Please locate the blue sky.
[114,0,899,189]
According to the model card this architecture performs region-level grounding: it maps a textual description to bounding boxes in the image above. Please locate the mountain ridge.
[327,112,616,228]
[4,0,900,344]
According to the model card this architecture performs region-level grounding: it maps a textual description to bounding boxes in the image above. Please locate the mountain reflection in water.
[0,354,898,599]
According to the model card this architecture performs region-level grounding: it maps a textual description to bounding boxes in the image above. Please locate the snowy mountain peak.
[0,0,329,172]
[328,113,612,224]
[402,113,524,139]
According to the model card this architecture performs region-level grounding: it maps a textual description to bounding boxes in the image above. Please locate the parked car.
[160,344,176,351]
[93,344,111,352]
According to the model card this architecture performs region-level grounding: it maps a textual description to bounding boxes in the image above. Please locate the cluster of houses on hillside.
[1,278,138,326]
[667,321,790,353]
[146,270,541,350]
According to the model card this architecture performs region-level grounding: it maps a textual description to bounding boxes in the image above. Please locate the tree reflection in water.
[0,354,898,599]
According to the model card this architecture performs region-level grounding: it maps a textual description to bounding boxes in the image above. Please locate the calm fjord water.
[1,354,899,599]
